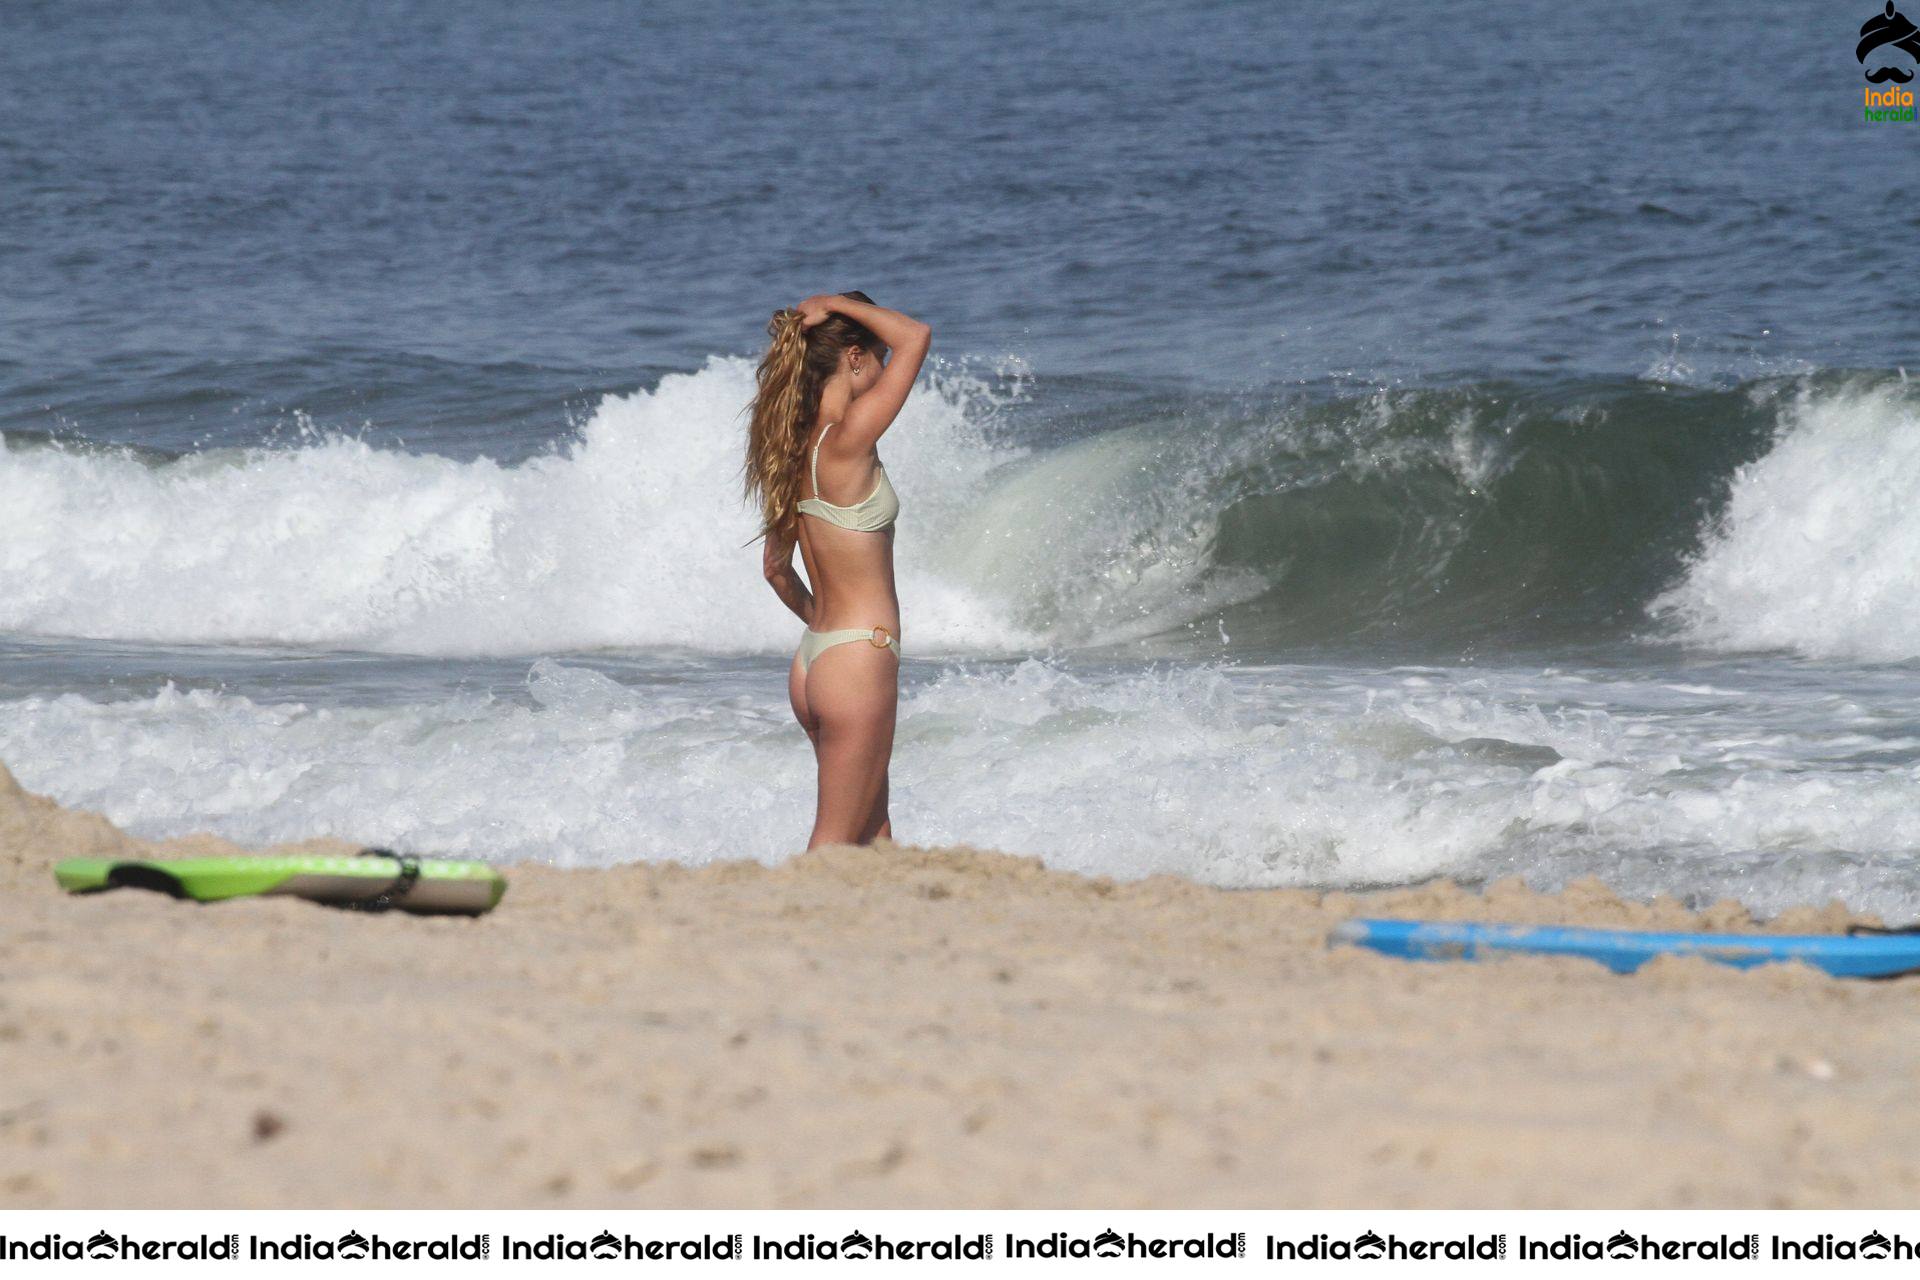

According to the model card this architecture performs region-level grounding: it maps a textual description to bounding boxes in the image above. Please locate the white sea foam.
[7,656,1920,917]
[0,358,1285,657]
[0,361,1001,654]
[11,370,1920,913]
[33,361,1908,664]
[1656,380,1920,662]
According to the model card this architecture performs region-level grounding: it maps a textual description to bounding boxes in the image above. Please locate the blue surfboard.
[1329,918,1920,979]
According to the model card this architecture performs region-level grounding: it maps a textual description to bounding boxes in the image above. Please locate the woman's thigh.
[804,643,898,843]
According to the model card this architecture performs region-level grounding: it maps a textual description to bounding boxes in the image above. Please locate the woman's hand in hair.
[795,295,843,329]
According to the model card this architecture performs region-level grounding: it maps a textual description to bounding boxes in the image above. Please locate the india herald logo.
[1859,2,1920,82]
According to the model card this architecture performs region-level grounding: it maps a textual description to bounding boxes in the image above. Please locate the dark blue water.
[5,0,1920,915]
[5,0,1911,450]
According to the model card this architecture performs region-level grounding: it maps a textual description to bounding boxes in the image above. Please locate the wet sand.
[3,761,1918,1208]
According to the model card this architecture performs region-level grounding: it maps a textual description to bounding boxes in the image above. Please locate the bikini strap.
[809,421,836,499]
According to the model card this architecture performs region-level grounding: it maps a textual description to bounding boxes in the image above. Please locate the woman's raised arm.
[797,293,930,449]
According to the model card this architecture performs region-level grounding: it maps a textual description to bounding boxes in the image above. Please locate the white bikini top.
[795,421,899,532]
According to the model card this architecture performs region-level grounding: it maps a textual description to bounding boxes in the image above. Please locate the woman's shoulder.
[815,419,874,457]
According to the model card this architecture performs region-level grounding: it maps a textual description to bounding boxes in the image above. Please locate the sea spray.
[0,366,1833,657]
[9,652,1920,920]
[1653,378,1920,661]
[0,359,1016,655]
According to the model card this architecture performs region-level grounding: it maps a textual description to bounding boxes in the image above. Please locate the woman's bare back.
[795,424,901,639]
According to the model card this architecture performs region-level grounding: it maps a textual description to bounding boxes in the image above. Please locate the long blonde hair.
[743,290,880,539]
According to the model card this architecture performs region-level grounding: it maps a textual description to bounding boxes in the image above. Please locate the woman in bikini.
[744,291,931,848]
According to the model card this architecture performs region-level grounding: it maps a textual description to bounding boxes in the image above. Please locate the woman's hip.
[797,624,901,676]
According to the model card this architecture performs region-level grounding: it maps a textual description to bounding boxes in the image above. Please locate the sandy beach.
[5,761,1920,1209]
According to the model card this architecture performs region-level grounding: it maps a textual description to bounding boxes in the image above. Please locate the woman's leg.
[803,642,898,848]
[858,771,891,843]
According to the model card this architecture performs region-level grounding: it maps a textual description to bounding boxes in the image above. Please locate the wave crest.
[1,365,1911,660]
[1654,378,1920,662]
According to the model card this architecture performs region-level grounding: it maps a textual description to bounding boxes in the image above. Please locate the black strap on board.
[344,846,421,912]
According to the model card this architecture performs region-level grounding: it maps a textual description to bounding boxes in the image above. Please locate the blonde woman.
[745,292,931,848]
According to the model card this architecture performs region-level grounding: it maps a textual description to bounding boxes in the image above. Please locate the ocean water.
[4,0,1918,918]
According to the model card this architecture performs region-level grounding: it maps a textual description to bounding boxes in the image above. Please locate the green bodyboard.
[55,853,506,915]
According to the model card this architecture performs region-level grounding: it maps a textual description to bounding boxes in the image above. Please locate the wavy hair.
[743,290,881,539]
